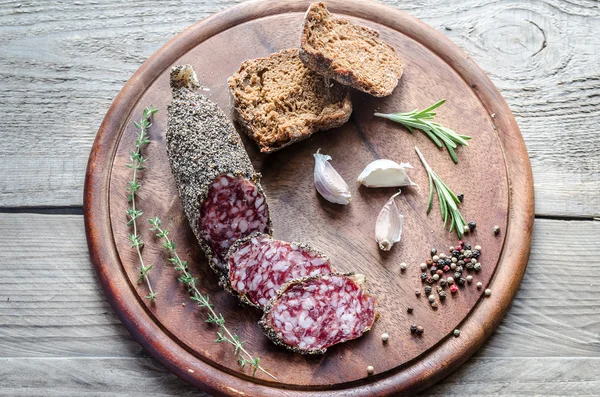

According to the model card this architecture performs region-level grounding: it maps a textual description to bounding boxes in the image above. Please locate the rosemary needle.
[415,146,466,238]
[148,217,277,381]
[126,106,158,302]
[375,100,471,164]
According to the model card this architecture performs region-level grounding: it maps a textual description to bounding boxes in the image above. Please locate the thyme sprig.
[415,146,466,238]
[126,106,158,302]
[375,100,471,164]
[148,216,277,381]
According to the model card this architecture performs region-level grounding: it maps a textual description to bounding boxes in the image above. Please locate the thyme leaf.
[148,216,277,381]
[126,105,158,302]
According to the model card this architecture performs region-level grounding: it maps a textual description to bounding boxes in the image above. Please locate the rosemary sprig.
[126,106,158,302]
[147,216,277,381]
[374,100,471,164]
[415,146,466,238]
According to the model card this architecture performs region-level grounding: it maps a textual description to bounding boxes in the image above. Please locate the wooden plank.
[0,0,599,217]
[0,214,598,393]
[0,357,597,396]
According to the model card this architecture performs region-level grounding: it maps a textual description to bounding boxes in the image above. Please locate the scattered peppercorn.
[493,225,500,235]
[451,263,457,270]
[451,257,458,263]
[426,277,434,284]
[454,271,462,279]
[420,263,427,271]
[436,269,444,276]
[415,290,421,296]
[416,326,424,334]
[474,263,482,271]
[472,249,481,258]
[431,248,437,256]
[443,265,450,272]
[433,274,440,281]
[457,277,466,286]
[440,279,447,287]
[468,221,476,231]
[428,294,436,303]
[456,265,463,273]
[447,277,455,285]
[466,275,473,283]
[450,285,459,293]
[439,291,447,300]
[431,302,438,308]
[466,262,474,270]
[476,282,483,289]
[453,329,460,337]
[463,225,469,233]
[381,333,389,342]
[367,365,375,375]
[474,245,482,251]
[432,255,439,262]
[407,306,413,313]
[457,193,464,202]
[410,324,418,333]
[485,288,492,297]
[400,262,407,271]
[426,259,433,266]
[424,286,433,294]
[439,253,447,260]
[449,246,455,251]
[420,273,427,281]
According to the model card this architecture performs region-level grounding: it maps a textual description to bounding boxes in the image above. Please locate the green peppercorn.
[453,329,460,337]
[474,263,482,271]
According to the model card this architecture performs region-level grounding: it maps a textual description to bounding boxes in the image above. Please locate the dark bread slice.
[227,48,352,153]
[299,2,404,97]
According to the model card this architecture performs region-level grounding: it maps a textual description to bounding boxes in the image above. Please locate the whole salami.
[259,274,377,354]
[166,65,272,278]
[226,233,335,309]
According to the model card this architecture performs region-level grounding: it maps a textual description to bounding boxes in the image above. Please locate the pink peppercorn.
[443,265,450,272]
[450,285,459,293]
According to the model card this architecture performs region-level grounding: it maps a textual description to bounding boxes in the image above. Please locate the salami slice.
[166,65,272,277]
[226,233,334,308]
[259,274,377,354]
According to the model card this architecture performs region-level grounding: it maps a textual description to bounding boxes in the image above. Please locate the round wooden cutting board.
[84,1,534,395]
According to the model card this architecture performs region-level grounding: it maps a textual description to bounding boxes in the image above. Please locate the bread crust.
[228,48,352,153]
[299,2,404,97]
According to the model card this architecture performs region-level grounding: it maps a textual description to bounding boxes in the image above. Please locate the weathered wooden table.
[1,1,598,395]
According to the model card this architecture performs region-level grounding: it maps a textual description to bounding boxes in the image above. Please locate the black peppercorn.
[458,255,465,260]
[454,271,462,279]
[465,244,471,250]
[452,250,460,257]
[458,277,466,285]
[420,273,427,281]
[410,324,418,333]
[457,193,464,202]
[407,306,413,313]
[472,249,481,258]
[440,279,447,287]
[466,262,474,269]
[424,286,432,294]
[456,266,463,273]
[494,225,500,235]
[468,221,476,231]
[415,290,421,296]
[430,266,438,274]
[431,248,437,256]
[439,291,447,300]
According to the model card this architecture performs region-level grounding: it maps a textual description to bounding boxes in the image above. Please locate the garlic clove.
[375,191,404,251]
[313,149,352,205]
[357,159,417,188]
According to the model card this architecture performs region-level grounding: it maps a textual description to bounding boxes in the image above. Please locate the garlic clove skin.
[313,149,352,205]
[375,191,404,251]
[358,159,417,188]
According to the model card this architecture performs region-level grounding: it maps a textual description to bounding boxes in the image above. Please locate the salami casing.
[166,65,272,277]
[226,233,334,308]
[259,274,377,354]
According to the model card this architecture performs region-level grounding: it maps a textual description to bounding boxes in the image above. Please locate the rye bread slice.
[227,48,352,153]
[299,2,404,97]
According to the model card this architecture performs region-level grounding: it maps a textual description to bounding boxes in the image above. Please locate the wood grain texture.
[0,215,597,395]
[0,0,598,217]
[84,0,534,393]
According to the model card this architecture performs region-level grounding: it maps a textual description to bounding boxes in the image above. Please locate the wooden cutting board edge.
[84,0,534,395]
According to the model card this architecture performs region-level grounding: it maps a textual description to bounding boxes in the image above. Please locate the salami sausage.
[226,233,334,308]
[166,65,272,278]
[259,274,377,354]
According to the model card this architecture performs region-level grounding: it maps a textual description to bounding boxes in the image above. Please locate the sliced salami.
[166,65,272,278]
[226,233,334,308]
[259,274,377,354]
